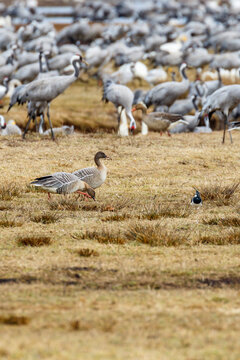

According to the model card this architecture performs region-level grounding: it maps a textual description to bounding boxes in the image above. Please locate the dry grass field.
[0,81,240,360]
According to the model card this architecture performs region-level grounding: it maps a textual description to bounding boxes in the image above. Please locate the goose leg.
[76,190,91,199]
[47,103,55,141]
[22,117,32,139]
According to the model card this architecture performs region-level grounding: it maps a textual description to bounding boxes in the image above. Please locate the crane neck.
[39,52,43,73]
[72,59,80,78]
[180,66,188,81]
[192,96,199,111]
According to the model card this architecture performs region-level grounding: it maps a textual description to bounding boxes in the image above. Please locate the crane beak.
[81,59,89,67]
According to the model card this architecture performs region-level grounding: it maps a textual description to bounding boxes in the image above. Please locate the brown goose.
[73,152,111,189]
[31,172,95,200]
[132,102,185,135]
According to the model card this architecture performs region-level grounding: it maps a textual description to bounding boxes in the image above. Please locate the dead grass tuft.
[203,216,240,227]
[0,183,22,201]
[126,223,187,247]
[199,182,239,205]
[17,235,52,247]
[73,229,126,244]
[0,215,23,228]
[30,211,61,224]
[0,315,30,326]
[76,248,100,257]
[196,230,240,245]
[0,202,12,211]
[139,202,190,220]
[48,198,83,211]
[101,213,130,222]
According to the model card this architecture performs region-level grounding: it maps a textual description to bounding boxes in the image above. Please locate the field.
[0,81,240,360]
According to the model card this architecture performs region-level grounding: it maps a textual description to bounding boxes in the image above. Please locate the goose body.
[73,151,110,189]
[132,102,184,135]
[31,172,95,199]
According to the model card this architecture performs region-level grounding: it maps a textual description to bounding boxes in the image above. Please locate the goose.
[144,63,190,110]
[73,151,111,190]
[132,102,185,136]
[31,172,96,201]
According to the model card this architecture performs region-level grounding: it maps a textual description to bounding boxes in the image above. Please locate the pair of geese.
[31,151,110,201]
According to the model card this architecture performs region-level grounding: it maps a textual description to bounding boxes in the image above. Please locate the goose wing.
[73,166,95,183]
[31,172,80,194]
[148,112,183,122]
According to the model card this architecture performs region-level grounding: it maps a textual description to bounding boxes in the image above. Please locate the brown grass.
[17,235,52,247]
[138,202,190,220]
[101,213,130,222]
[126,223,187,247]
[203,215,240,227]
[1,82,240,360]
[0,183,22,201]
[30,211,61,224]
[199,182,239,205]
[0,215,23,228]
[196,230,240,245]
[76,248,100,257]
[74,229,126,245]
[0,315,30,326]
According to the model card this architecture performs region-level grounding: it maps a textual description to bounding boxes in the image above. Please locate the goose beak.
[131,107,137,112]
[105,156,111,160]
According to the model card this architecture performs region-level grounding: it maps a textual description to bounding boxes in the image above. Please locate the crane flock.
[0,0,239,144]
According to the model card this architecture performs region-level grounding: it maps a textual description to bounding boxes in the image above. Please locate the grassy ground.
[0,82,240,360]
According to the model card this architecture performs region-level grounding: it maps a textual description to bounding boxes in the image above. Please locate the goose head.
[132,101,147,113]
[85,185,96,201]
[95,151,111,162]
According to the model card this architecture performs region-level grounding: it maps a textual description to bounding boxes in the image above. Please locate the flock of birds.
[0,1,239,142]
[31,148,202,207]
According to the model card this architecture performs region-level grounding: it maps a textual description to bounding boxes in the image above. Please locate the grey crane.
[8,54,88,140]
[200,84,240,143]
[102,80,136,132]
[144,63,190,110]
[0,53,17,83]
[0,77,9,102]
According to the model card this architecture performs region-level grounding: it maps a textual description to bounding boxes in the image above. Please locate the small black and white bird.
[191,189,202,207]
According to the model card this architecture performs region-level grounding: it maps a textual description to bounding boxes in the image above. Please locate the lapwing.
[191,189,202,207]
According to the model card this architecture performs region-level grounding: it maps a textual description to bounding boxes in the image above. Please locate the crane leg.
[222,114,227,144]
[39,114,44,134]
[227,116,233,143]
[23,117,32,139]
[47,103,55,141]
